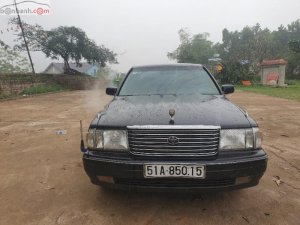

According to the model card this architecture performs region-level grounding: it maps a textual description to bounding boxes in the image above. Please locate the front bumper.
[83,150,268,192]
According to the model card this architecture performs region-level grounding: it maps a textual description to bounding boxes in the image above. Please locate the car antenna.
[80,120,87,152]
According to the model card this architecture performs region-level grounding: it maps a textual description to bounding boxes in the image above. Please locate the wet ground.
[0,90,299,225]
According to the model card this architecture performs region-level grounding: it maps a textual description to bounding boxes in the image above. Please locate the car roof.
[132,63,203,69]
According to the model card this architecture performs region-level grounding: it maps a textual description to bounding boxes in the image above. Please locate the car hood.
[94,95,254,129]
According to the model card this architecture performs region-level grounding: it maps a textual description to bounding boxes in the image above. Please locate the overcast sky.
[0,0,300,73]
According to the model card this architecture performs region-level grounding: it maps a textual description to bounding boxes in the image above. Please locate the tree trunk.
[64,59,70,74]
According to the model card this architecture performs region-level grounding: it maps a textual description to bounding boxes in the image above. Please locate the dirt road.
[0,90,299,225]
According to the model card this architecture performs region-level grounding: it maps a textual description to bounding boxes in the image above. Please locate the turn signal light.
[97,176,114,184]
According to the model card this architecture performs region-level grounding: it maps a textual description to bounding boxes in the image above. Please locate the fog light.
[97,176,114,184]
[235,176,252,185]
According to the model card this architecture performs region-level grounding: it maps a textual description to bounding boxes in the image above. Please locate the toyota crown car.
[81,64,268,191]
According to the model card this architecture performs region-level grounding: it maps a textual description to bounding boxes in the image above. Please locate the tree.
[287,19,300,40]
[287,40,300,77]
[170,20,300,82]
[168,28,215,64]
[0,40,31,73]
[10,19,117,74]
[286,20,300,77]
[219,24,276,69]
[288,40,300,54]
[217,24,283,83]
[272,25,290,58]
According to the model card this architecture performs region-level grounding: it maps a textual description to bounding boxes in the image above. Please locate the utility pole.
[13,0,35,75]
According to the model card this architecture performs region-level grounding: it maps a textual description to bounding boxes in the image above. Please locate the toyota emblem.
[167,136,179,145]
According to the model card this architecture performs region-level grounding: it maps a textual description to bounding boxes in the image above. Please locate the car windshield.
[118,66,220,96]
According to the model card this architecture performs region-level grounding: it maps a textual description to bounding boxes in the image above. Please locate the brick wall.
[0,73,106,96]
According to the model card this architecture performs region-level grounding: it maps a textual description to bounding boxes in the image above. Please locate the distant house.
[43,62,100,76]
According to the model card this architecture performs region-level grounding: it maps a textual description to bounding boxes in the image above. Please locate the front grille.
[127,125,220,157]
[114,178,235,187]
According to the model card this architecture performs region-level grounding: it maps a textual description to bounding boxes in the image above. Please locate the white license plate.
[143,164,205,178]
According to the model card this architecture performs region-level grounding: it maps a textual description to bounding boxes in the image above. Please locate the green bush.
[0,94,9,99]
[286,79,300,86]
[21,84,64,95]
[219,62,260,85]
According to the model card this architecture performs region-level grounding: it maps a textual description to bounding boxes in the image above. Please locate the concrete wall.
[0,73,106,96]
[261,65,286,86]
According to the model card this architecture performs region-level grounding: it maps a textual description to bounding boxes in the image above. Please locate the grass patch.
[236,84,300,101]
[21,84,65,95]
[0,94,10,100]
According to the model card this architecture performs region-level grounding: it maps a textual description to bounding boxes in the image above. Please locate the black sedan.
[81,64,268,191]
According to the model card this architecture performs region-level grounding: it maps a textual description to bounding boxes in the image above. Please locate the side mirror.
[222,84,234,94]
[106,86,117,96]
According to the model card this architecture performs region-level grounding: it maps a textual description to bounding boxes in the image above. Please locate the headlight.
[220,128,262,150]
[86,129,96,149]
[103,130,128,150]
[86,129,128,151]
[253,127,262,149]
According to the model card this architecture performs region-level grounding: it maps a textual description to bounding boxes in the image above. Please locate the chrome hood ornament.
[169,109,175,124]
